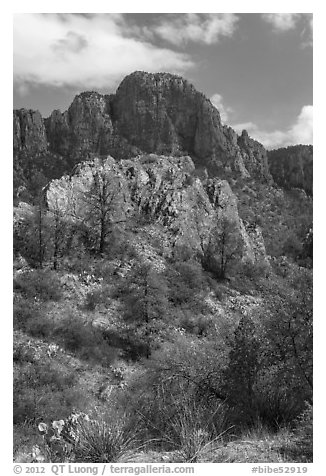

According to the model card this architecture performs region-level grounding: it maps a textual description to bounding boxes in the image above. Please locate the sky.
[13,12,313,149]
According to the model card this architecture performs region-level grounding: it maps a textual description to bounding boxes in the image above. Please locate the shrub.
[165,399,231,462]
[93,261,115,281]
[14,298,54,338]
[34,411,140,463]
[54,315,117,366]
[174,261,206,290]
[13,298,40,331]
[253,388,303,429]
[239,260,270,280]
[73,417,139,463]
[277,402,313,463]
[171,244,194,262]
[26,315,54,338]
[84,283,112,311]
[292,401,313,460]
[14,270,62,301]
[84,288,103,311]
[122,336,231,448]
[167,261,209,310]
[127,376,231,456]
[13,362,80,424]
[177,311,215,337]
[13,342,35,363]
[206,277,224,300]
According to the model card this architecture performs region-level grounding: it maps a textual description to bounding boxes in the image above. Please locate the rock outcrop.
[47,154,268,264]
[14,71,272,183]
[13,109,48,153]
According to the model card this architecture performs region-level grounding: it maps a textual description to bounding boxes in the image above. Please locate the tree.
[202,216,243,279]
[46,158,126,256]
[262,269,312,399]
[122,264,170,358]
[80,163,122,254]
[223,315,261,425]
[47,198,68,270]
[14,193,51,268]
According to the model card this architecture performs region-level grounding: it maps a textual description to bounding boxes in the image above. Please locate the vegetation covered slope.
[13,70,312,464]
[13,154,312,463]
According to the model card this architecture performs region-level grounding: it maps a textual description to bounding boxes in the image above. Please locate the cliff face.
[268,145,313,195]
[112,72,271,181]
[13,109,48,153]
[13,71,272,182]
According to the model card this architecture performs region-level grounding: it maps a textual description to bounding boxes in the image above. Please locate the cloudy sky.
[13,13,313,149]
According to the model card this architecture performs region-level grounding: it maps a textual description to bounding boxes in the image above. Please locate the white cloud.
[261,13,313,47]
[152,13,239,46]
[289,105,313,144]
[210,93,233,123]
[261,13,301,31]
[301,14,313,48]
[232,105,313,149]
[13,13,193,90]
[208,93,313,149]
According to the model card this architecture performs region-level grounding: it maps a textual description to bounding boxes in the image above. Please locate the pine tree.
[123,264,170,358]
[224,315,261,423]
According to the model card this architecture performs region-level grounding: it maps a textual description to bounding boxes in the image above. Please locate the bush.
[93,261,115,281]
[253,388,303,430]
[14,270,62,301]
[13,298,40,331]
[14,298,54,337]
[239,260,270,279]
[13,342,35,364]
[84,283,112,311]
[13,362,80,424]
[292,401,313,460]
[277,403,313,462]
[171,244,194,262]
[33,411,140,463]
[126,375,231,456]
[84,288,103,311]
[164,399,230,462]
[206,277,224,300]
[73,417,139,463]
[174,261,206,290]
[122,336,231,448]
[177,311,215,337]
[167,261,210,311]
[54,315,118,366]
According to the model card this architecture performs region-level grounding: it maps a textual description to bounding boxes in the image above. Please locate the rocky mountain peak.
[13,71,273,183]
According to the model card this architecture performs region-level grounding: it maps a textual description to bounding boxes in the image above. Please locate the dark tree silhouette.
[81,164,122,254]
[223,315,261,423]
[202,216,243,279]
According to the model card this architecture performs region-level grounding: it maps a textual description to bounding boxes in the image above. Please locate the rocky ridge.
[267,145,313,195]
[14,71,272,182]
[47,154,268,265]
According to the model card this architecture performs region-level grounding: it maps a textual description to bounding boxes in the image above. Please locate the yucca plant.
[73,418,139,463]
[161,398,232,462]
